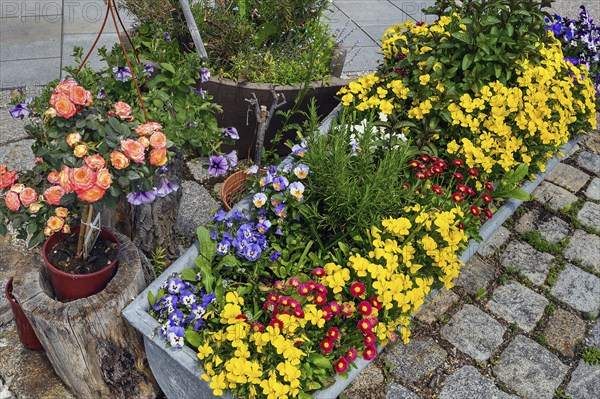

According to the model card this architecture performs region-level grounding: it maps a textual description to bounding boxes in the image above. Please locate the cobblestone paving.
[343,132,600,399]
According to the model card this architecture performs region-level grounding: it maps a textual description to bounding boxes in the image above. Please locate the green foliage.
[150,246,168,277]
[582,347,600,365]
[302,109,418,242]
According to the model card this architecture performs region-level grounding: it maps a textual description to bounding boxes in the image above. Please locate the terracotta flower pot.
[42,226,121,302]
[221,170,252,211]
[5,277,43,350]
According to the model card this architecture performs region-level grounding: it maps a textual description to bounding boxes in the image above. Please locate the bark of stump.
[12,229,159,399]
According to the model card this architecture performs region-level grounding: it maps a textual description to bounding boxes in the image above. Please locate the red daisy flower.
[485,208,494,219]
[312,267,326,277]
[345,348,358,362]
[329,301,341,315]
[297,284,311,296]
[453,172,464,181]
[327,327,340,341]
[370,296,382,310]
[334,357,349,374]
[452,159,464,166]
[419,154,430,163]
[322,306,333,320]
[485,182,494,191]
[357,318,373,333]
[314,293,327,306]
[468,168,478,178]
[416,171,426,179]
[362,345,377,360]
[358,300,373,316]
[470,205,480,216]
[320,338,334,354]
[350,282,366,297]
[288,278,300,288]
[267,293,278,302]
[451,192,464,203]
[482,193,492,203]
[432,185,443,195]
[364,332,376,346]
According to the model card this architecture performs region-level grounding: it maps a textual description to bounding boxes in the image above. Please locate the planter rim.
[42,226,121,279]
[206,76,351,91]
[123,134,580,398]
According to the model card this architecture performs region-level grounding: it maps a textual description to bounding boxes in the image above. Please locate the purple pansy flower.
[225,150,238,167]
[212,210,228,222]
[144,63,154,76]
[291,144,306,157]
[127,190,157,205]
[243,243,262,261]
[208,155,228,177]
[194,88,205,98]
[9,102,30,119]
[113,66,132,82]
[155,178,179,198]
[97,87,107,99]
[163,32,171,42]
[224,126,239,140]
[166,326,185,347]
[272,176,289,191]
[200,67,210,83]
[216,240,231,255]
[269,251,282,262]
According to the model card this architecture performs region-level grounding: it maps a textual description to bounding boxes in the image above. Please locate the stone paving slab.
[563,229,600,273]
[551,264,600,316]
[0,58,61,89]
[545,163,590,193]
[585,177,600,200]
[175,180,220,240]
[385,383,418,399]
[438,366,517,399]
[576,201,600,231]
[565,360,600,399]
[0,111,29,144]
[532,181,579,211]
[499,240,554,286]
[576,151,600,176]
[543,308,586,357]
[514,209,571,244]
[440,304,505,362]
[585,320,600,349]
[0,16,61,62]
[0,139,35,172]
[493,335,568,399]
[477,226,510,258]
[344,362,386,399]
[486,282,548,333]
[382,336,447,384]
[455,255,496,295]
[414,288,459,325]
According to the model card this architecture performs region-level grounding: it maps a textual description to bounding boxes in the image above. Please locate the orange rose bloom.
[55,79,77,96]
[44,226,53,236]
[47,216,64,232]
[135,121,162,136]
[43,185,65,205]
[69,165,97,192]
[0,165,18,189]
[54,94,77,119]
[62,224,71,234]
[55,207,69,218]
[110,151,130,170]
[74,144,88,158]
[84,154,106,170]
[121,139,145,164]
[138,136,150,148]
[9,183,24,193]
[70,85,93,106]
[66,132,82,147]
[59,166,73,193]
[5,191,20,211]
[77,187,105,203]
[149,131,167,149]
[96,168,112,190]
[19,187,38,206]
[149,147,167,166]
[113,101,132,119]
[47,170,61,184]
[29,202,43,214]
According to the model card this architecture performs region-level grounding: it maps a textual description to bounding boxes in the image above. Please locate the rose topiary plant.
[2,78,177,250]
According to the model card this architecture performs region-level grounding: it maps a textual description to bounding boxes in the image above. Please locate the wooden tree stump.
[12,230,159,399]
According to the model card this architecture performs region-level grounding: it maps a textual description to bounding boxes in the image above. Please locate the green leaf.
[185,330,203,348]
[505,188,531,201]
[462,53,474,70]
[0,224,7,236]
[160,62,176,74]
[181,268,197,282]
[148,291,155,306]
[451,32,471,44]
[481,15,501,26]
[297,392,313,399]
[308,353,333,370]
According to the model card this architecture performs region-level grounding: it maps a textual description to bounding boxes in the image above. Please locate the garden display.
[130,1,597,398]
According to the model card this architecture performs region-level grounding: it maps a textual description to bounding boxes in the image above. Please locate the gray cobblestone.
[515,209,571,244]
[486,282,548,333]
[564,230,600,273]
[546,162,590,193]
[544,309,586,357]
[500,240,554,286]
[532,181,578,211]
[551,264,600,316]
[382,337,447,384]
[0,139,35,172]
[584,177,600,200]
[477,226,510,257]
[441,304,505,362]
[576,201,600,230]
[576,150,600,176]
[438,366,517,399]
[565,360,600,399]
[494,335,568,399]
[385,383,419,399]
[455,255,496,295]
[415,289,459,325]
[585,320,600,349]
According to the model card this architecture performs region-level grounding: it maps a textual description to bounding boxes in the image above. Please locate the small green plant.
[546,264,566,287]
[518,231,566,255]
[475,287,488,301]
[536,333,547,346]
[381,360,395,382]
[150,246,168,276]
[554,389,573,399]
[508,322,519,336]
[544,302,556,316]
[582,347,600,365]
[582,312,597,321]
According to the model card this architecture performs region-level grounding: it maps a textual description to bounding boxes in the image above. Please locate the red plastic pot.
[5,277,43,350]
[42,227,120,302]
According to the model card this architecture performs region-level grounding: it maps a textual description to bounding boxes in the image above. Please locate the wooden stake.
[77,204,93,259]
